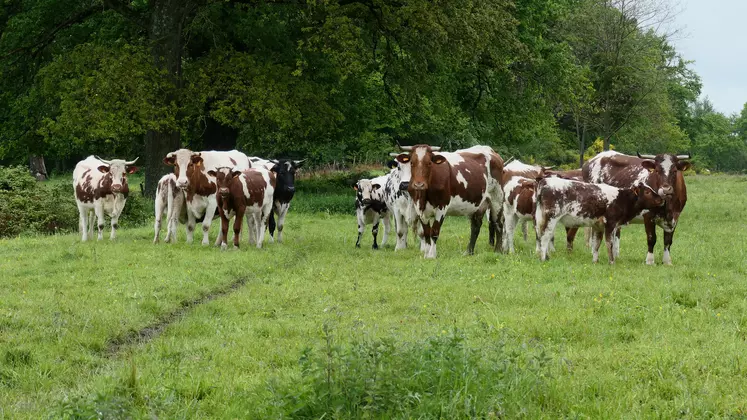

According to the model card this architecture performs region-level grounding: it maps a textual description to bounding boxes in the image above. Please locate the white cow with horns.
[73,155,139,241]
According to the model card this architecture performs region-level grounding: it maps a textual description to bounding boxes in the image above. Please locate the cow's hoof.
[355,244,361,249]
[220,243,227,251]
[234,245,240,251]
[372,245,379,250]
[645,252,655,265]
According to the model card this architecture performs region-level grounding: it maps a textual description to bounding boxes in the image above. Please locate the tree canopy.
[1,0,744,192]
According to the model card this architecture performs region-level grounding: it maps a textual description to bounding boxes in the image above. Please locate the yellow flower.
[717,313,721,317]
[491,274,495,279]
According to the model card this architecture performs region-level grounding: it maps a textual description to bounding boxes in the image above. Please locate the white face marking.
[660,156,673,177]
[456,171,468,188]
[285,162,292,171]
[170,149,195,187]
[415,148,426,162]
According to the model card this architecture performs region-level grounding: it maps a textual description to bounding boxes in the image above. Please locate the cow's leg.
[538,218,558,262]
[613,228,621,258]
[394,209,408,251]
[233,208,245,250]
[275,203,289,243]
[427,218,444,259]
[501,207,516,254]
[488,216,496,247]
[371,212,381,250]
[521,220,529,242]
[94,202,105,241]
[489,204,505,253]
[201,200,218,246]
[87,209,96,239]
[565,227,578,252]
[154,191,164,244]
[110,196,125,240]
[549,231,556,253]
[591,227,604,264]
[605,225,617,264]
[78,204,88,242]
[355,210,365,248]
[644,214,657,265]
[420,222,432,256]
[662,225,675,266]
[268,207,277,241]
[584,227,592,248]
[218,208,229,250]
[381,211,391,247]
[466,212,484,255]
[186,207,197,244]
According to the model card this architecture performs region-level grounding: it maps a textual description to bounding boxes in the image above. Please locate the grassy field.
[1,175,746,418]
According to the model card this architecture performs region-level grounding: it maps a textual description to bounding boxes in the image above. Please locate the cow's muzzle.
[219,187,230,196]
[658,185,674,197]
[399,182,409,191]
[411,181,426,191]
[177,181,188,190]
[286,186,295,193]
[112,184,123,193]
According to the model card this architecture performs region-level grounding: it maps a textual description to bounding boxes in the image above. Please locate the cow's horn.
[431,146,441,151]
[399,145,414,151]
[389,152,402,157]
[637,152,656,159]
[125,157,139,166]
[94,155,111,165]
[676,154,691,160]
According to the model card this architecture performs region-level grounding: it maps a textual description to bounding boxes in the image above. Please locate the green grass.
[1,175,746,418]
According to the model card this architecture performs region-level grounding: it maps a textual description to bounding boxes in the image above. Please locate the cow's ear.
[127,166,139,174]
[97,165,110,173]
[353,184,359,191]
[372,183,381,191]
[207,170,217,177]
[641,160,656,172]
[386,160,397,169]
[396,154,410,164]
[231,170,242,179]
[163,156,176,166]
[432,154,446,164]
[191,155,203,165]
[677,161,691,171]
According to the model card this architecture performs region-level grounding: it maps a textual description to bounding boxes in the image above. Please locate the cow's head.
[353,179,382,206]
[94,156,138,193]
[637,153,691,198]
[388,153,412,191]
[271,159,303,195]
[632,183,665,210]
[207,167,242,199]
[163,149,202,190]
[400,144,443,194]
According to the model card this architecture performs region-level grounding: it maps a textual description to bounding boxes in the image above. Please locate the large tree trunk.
[142,0,193,196]
[29,155,48,181]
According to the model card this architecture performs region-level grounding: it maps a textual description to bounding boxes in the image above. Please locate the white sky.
[673,0,747,116]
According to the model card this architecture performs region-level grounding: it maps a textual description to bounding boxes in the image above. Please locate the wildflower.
[491,274,495,279]
[717,313,721,317]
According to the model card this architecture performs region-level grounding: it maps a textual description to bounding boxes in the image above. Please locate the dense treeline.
[1,0,745,194]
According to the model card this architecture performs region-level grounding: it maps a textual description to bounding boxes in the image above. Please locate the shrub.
[0,166,152,238]
[261,327,552,418]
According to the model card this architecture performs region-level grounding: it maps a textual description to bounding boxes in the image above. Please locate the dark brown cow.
[210,167,276,249]
[583,151,691,265]
[399,145,504,258]
[535,177,664,264]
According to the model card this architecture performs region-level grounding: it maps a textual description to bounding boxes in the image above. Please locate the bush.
[0,166,152,238]
[260,328,552,418]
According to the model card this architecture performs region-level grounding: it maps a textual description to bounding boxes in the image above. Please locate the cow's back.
[583,151,647,188]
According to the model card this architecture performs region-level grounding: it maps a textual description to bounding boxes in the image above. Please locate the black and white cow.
[248,156,304,242]
[354,174,391,249]
[383,154,422,251]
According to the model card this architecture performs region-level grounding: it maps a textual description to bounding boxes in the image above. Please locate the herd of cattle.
[72,145,691,265]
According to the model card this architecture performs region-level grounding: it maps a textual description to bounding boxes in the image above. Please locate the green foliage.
[0,169,152,238]
[263,328,550,418]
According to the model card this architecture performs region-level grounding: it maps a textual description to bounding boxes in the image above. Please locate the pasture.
[1,174,746,418]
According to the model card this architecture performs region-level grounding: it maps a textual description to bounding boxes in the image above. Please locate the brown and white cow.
[501,160,548,245]
[73,155,138,241]
[210,167,276,249]
[583,151,691,265]
[162,149,251,245]
[397,144,504,258]
[153,173,185,243]
[543,168,584,250]
[535,177,663,264]
[501,176,538,254]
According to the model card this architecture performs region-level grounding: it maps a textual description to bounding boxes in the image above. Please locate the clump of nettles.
[262,327,553,418]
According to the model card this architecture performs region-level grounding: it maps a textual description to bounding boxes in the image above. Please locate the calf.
[398,145,504,258]
[501,160,547,244]
[383,155,422,250]
[535,177,663,264]
[583,151,691,265]
[210,167,276,249]
[73,155,138,241]
[543,168,584,250]
[163,149,251,245]
[501,176,539,254]
[153,173,185,243]
[354,175,391,249]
